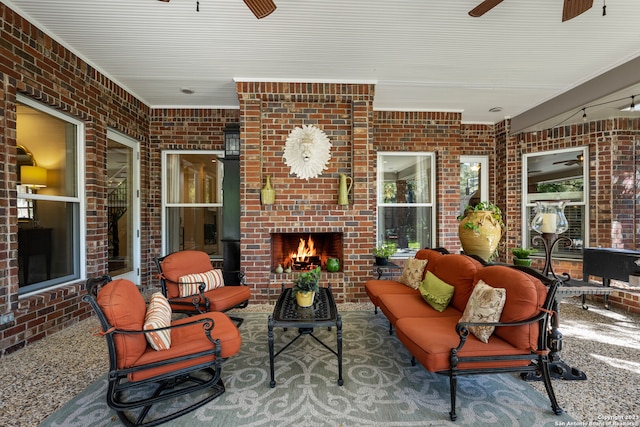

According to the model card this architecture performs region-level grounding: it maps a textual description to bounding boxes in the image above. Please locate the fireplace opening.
[271,232,343,272]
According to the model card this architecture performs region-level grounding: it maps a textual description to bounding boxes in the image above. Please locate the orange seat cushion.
[96,279,147,369]
[395,316,532,373]
[168,285,251,313]
[130,311,242,382]
[378,293,461,326]
[364,279,419,307]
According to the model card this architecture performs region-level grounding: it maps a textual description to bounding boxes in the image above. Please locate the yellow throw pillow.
[398,257,429,290]
[143,292,172,351]
[419,271,455,312]
[458,280,506,343]
[178,269,225,297]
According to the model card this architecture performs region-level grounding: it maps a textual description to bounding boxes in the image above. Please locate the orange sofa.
[364,248,564,421]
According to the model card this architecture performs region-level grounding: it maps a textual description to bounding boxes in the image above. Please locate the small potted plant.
[292,266,321,307]
[373,242,397,266]
[511,247,537,267]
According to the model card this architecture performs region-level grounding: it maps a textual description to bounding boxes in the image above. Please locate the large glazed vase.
[458,211,502,261]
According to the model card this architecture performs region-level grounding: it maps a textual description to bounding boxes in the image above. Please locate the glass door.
[107,130,140,284]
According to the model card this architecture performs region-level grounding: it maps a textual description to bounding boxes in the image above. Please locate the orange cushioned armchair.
[155,250,250,324]
[83,275,242,426]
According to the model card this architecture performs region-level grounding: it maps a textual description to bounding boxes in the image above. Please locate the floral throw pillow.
[458,280,507,343]
[398,258,429,290]
[419,271,455,312]
[143,292,172,351]
[178,269,225,297]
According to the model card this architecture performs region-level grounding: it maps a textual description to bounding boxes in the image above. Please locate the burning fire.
[289,236,316,263]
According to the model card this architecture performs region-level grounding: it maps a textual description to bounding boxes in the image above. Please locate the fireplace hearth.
[271,232,343,272]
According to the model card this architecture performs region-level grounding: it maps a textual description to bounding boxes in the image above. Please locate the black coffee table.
[268,284,343,387]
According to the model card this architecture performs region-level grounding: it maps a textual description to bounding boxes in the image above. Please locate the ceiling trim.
[511,55,640,133]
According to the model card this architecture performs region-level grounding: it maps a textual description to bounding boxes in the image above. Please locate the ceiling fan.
[552,154,584,166]
[469,0,593,22]
[157,0,276,19]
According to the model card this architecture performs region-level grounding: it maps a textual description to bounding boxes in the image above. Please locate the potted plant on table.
[511,247,537,267]
[457,201,505,261]
[292,266,321,307]
[373,243,397,266]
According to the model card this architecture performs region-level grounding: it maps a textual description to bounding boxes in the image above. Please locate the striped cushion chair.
[83,275,242,426]
[155,250,250,326]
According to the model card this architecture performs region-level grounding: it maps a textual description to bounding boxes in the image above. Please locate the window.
[460,155,488,215]
[377,152,436,257]
[522,147,588,259]
[162,151,224,257]
[16,96,85,294]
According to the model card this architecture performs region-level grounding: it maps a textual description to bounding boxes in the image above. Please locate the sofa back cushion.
[474,266,547,350]
[160,251,214,299]
[430,254,483,312]
[415,249,445,277]
[96,279,148,368]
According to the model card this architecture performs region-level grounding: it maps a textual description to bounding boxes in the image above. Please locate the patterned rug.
[39,311,575,426]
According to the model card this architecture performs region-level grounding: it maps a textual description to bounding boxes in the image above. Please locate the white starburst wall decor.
[283,125,332,180]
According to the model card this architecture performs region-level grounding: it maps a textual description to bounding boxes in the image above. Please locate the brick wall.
[0,4,149,355]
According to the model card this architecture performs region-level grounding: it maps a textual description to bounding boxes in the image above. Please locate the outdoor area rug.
[40,311,576,426]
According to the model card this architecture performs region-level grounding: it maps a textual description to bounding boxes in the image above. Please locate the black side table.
[268,284,343,387]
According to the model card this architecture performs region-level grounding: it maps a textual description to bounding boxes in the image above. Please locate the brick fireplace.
[237,81,377,304]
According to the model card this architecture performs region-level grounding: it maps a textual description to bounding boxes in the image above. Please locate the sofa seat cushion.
[130,311,242,382]
[395,316,532,373]
[96,279,148,369]
[365,279,419,308]
[378,293,461,327]
[430,254,483,312]
[474,266,547,350]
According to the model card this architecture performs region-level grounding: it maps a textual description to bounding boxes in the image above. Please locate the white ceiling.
[6,0,640,132]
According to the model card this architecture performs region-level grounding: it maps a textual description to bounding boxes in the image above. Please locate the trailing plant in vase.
[457,201,505,261]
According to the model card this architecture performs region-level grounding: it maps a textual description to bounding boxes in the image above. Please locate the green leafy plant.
[292,266,321,296]
[457,201,505,233]
[373,242,397,258]
[511,247,537,259]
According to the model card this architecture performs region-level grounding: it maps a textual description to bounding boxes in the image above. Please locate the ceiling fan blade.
[157,0,170,2]
[562,0,593,21]
[469,0,504,17]
[243,0,276,19]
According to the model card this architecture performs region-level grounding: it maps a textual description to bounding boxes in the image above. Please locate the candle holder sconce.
[530,200,572,278]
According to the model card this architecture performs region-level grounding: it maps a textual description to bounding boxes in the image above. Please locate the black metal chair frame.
[154,254,249,326]
[424,268,564,421]
[83,275,228,427]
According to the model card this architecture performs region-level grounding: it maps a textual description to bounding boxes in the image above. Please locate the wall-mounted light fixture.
[224,123,241,159]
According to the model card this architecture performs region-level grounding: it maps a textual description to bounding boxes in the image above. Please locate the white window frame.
[522,146,589,259]
[161,150,225,256]
[17,95,86,297]
[376,151,437,257]
[460,155,488,204]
